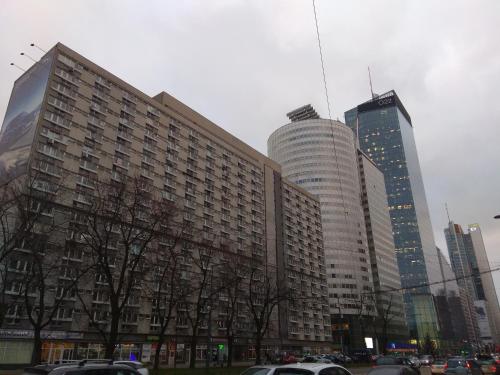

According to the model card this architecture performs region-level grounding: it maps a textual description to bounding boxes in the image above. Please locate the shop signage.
[0,329,83,339]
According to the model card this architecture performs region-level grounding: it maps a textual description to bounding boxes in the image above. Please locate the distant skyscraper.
[268,110,375,349]
[435,247,475,347]
[445,222,500,344]
[357,150,407,344]
[345,90,440,340]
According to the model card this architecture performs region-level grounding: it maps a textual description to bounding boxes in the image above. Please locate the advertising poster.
[0,51,53,181]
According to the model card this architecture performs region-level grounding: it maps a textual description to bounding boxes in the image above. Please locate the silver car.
[241,363,354,375]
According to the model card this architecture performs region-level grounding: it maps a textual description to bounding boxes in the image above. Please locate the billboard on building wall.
[0,51,53,181]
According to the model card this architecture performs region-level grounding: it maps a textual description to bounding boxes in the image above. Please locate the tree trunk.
[153,334,164,370]
[227,335,233,367]
[31,327,42,365]
[189,332,197,368]
[105,313,120,359]
[255,334,262,365]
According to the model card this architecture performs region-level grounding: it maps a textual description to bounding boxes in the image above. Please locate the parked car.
[375,357,420,374]
[410,357,422,368]
[114,361,149,375]
[444,358,470,375]
[241,363,354,375]
[240,365,282,375]
[465,359,484,375]
[420,355,434,366]
[431,359,447,374]
[368,366,421,375]
[23,360,141,375]
[302,355,332,364]
[476,358,497,375]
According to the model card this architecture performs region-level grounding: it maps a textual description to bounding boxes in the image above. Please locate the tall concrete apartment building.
[445,222,500,345]
[345,91,440,342]
[357,151,407,344]
[0,43,331,365]
[268,107,404,349]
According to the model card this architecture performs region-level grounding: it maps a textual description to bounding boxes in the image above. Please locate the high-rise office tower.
[268,106,403,349]
[434,247,474,348]
[357,150,407,344]
[0,43,331,365]
[345,91,440,341]
[445,222,500,344]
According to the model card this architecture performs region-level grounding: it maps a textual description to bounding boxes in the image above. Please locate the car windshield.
[434,360,446,365]
[274,370,314,375]
[240,368,274,375]
[447,360,466,368]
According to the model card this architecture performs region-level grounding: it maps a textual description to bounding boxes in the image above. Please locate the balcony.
[52,83,77,99]
[38,144,64,161]
[122,91,137,103]
[80,160,98,173]
[142,155,155,166]
[119,117,133,129]
[48,96,73,113]
[73,193,91,206]
[115,128,132,141]
[113,157,130,170]
[40,128,67,144]
[44,112,71,130]
[115,144,130,156]
[90,102,107,115]
[161,191,176,202]
[122,104,135,115]
[140,169,154,180]
[111,170,125,182]
[144,143,156,153]
[55,68,79,85]
[185,200,196,209]
[145,129,158,139]
[76,175,96,189]
[85,130,103,144]
[95,76,110,88]
[165,178,175,188]
[88,116,105,130]
[92,87,109,102]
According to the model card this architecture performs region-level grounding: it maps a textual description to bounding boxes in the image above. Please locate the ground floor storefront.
[0,330,330,367]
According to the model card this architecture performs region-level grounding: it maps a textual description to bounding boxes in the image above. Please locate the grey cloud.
[1,0,499,291]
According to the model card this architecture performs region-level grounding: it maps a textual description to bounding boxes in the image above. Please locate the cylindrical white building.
[268,112,375,346]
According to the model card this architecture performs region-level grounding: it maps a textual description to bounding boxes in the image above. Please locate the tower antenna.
[445,203,451,222]
[368,66,375,99]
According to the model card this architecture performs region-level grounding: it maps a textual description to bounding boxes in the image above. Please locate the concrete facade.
[268,115,374,349]
[0,43,330,365]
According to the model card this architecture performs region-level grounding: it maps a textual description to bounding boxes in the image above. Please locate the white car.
[241,363,354,375]
[114,361,149,375]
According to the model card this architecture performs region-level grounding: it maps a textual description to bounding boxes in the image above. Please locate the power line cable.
[361,264,500,296]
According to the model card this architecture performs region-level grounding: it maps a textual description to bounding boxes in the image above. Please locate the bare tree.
[147,227,191,370]
[1,173,84,364]
[0,174,61,328]
[183,241,224,369]
[377,293,396,354]
[246,263,289,365]
[217,252,247,367]
[75,176,177,359]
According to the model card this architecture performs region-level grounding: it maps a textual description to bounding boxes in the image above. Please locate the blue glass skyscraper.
[345,91,440,340]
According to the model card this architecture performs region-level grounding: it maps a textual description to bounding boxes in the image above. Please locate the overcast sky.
[2,0,500,292]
